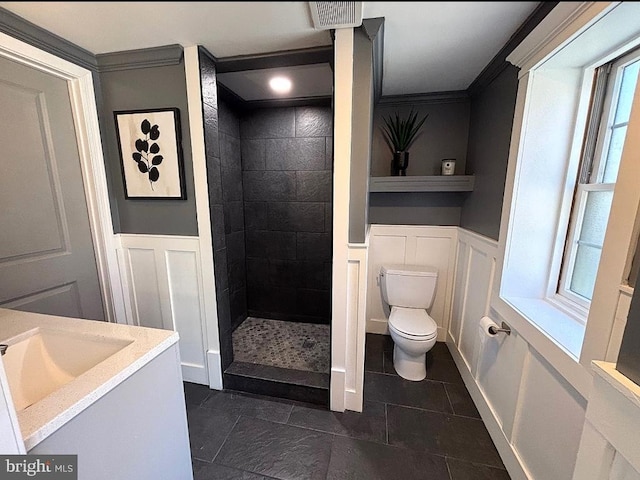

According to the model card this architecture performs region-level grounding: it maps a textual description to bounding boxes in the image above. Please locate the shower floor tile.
[232,317,330,374]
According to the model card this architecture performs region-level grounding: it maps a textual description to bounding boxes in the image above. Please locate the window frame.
[552,48,640,314]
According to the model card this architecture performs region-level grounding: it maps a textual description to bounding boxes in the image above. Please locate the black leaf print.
[131,117,163,189]
[135,139,148,153]
[141,119,151,134]
[149,125,160,140]
[148,167,160,182]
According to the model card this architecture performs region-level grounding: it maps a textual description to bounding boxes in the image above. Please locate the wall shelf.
[369,175,475,193]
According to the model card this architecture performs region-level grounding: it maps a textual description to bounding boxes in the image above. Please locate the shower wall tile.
[269,260,299,288]
[244,202,268,230]
[216,287,232,335]
[296,107,333,137]
[230,287,247,331]
[214,247,229,292]
[297,232,332,261]
[210,204,226,251]
[224,201,245,234]
[246,230,297,260]
[297,171,332,202]
[226,231,245,263]
[268,202,325,233]
[243,171,296,202]
[324,203,332,233]
[200,50,217,109]
[206,155,223,205]
[240,107,295,139]
[219,100,240,138]
[204,108,220,158]
[243,105,332,324]
[265,137,325,171]
[297,289,331,318]
[246,258,269,285]
[325,137,333,170]
[241,139,266,171]
[297,261,332,290]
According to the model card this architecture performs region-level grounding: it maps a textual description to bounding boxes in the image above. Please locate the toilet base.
[393,345,427,381]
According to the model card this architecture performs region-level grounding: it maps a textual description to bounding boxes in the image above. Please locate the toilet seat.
[389,306,437,339]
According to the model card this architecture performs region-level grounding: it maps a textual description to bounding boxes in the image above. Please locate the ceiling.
[0,2,541,96]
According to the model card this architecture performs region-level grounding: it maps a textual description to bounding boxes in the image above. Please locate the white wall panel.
[574,362,640,480]
[450,238,469,344]
[366,225,457,340]
[512,349,587,480]
[459,245,495,367]
[477,328,528,438]
[117,234,208,384]
[126,248,164,330]
[166,250,207,380]
[448,228,590,479]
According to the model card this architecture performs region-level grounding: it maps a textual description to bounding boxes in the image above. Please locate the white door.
[0,56,105,320]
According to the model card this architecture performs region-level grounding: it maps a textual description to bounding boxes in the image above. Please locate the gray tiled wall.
[199,49,234,370]
[219,100,248,331]
[242,106,333,324]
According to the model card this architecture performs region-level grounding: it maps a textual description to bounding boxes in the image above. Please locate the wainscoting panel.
[448,228,589,480]
[117,234,208,384]
[366,225,457,340]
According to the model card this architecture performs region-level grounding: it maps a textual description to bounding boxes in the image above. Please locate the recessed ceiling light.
[269,76,292,94]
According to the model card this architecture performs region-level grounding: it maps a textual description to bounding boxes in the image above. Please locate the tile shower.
[199,49,332,402]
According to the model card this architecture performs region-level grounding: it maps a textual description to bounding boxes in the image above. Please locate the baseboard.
[366,318,389,334]
[207,350,223,390]
[446,332,532,480]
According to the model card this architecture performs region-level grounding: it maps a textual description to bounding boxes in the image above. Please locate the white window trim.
[492,1,640,399]
[555,48,640,312]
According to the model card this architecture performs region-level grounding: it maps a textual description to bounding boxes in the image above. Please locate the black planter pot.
[391,151,409,176]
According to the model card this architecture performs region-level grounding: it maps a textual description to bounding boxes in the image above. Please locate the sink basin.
[2,327,132,412]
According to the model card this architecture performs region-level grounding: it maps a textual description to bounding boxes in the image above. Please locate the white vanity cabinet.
[0,309,193,480]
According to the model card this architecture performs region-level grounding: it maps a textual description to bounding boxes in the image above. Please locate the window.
[557,50,640,309]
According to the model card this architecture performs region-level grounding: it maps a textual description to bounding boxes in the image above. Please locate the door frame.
[0,31,126,323]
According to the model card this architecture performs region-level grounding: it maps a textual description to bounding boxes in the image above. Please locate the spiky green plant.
[381,110,428,153]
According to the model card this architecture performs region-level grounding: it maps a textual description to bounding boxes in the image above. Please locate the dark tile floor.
[184,334,510,480]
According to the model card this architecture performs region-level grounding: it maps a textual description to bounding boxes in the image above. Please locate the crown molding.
[96,44,183,72]
[507,2,616,73]
[0,7,97,71]
[378,91,469,106]
[468,2,558,96]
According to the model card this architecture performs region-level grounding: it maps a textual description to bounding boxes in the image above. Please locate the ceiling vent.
[309,2,363,30]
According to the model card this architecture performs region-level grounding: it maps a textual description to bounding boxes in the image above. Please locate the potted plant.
[381,109,428,176]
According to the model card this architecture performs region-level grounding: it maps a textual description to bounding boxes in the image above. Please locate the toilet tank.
[380,264,438,309]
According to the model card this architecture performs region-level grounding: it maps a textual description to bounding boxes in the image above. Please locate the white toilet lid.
[389,307,438,338]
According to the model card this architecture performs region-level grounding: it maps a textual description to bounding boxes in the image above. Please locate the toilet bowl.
[380,264,439,381]
[388,306,437,381]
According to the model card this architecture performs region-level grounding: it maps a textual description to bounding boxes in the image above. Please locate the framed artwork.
[114,107,186,199]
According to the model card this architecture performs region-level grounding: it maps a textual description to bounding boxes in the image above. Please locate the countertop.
[0,308,179,450]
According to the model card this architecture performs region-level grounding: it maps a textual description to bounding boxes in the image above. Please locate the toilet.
[380,264,438,381]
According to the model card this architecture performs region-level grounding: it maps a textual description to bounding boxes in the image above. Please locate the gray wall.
[100,60,198,235]
[371,101,470,177]
[219,100,248,331]
[242,106,333,324]
[460,65,519,240]
[349,27,373,243]
[617,267,640,385]
[369,100,470,226]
